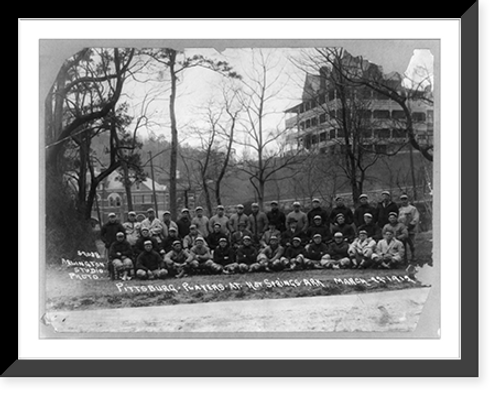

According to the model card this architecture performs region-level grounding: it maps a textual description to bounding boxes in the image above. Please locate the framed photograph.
[10,11,477,377]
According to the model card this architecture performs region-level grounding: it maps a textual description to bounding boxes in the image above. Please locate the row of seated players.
[107,217,407,280]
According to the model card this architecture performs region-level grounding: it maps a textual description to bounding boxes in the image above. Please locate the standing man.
[209,205,230,235]
[192,206,210,239]
[353,194,377,227]
[286,201,308,233]
[123,211,141,248]
[248,202,269,244]
[176,208,192,239]
[266,200,287,233]
[100,212,126,259]
[160,211,178,240]
[307,198,329,227]
[140,208,163,244]
[228,204,250,234]
[375,191,399,229]
[329,196,354,226]
[397,193,420,262]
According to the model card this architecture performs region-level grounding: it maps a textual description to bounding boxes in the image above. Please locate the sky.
[122,43,435,156]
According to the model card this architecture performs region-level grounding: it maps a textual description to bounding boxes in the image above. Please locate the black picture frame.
[12,7,479,378]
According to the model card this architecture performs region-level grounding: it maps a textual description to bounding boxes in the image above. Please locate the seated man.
[357,213,382,241]
[189,237,216,275]
[330,214,356,243]
[280,236,305,270]
[206,222,229,251]
[255,235,285,272]
[382,212,409,244]
[183,224,202,250]
[372,230,405,269]
[280,218,307,247]
[158,226,180,258]
[348,229,377,269]
[164,240,195,278]
[213,237,238,274]
[328,232,351,269]
[235,235,259,273]
[259,222,282,249]
[305,215,332,244]
[231,221,254,250]
[135,240,168,280]
[135,226,160,258]
[303,233,330,269]
[108,231,134,280]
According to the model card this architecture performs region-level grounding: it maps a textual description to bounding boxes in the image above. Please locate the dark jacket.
[158,234,179,255]
[353,203,377,226]
[207,231,229,251]
[108,239,134,260]
[135,250,163,271]
[304,242,329,261]
[331,223,356,243]
[266,209,287,232]
[307,207,330,226]
[329,240,350,260]
[358,222,382,241]
[248,211,269,240]
[375,201,399,228]
[329,205,354,226]
[100,221,126,248]
[176,216,192,238]
[284,245,304,259]
[236,245,258,265]
[213,245,235,266]
[305,223,333,243]
[135,235,160,256]
[280,228,307,247]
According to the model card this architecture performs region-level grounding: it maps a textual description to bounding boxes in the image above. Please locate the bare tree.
[235,49,305,208]
[144,49,241,218]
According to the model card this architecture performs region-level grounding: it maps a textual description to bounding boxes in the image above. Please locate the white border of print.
[19,18,459,360]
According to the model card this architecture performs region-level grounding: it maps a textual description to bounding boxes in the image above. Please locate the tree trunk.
[168,50,178,218]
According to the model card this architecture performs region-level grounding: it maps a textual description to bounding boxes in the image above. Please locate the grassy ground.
[45,231,433,312]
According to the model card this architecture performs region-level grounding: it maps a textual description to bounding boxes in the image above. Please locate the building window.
[319,131,327,142]
[392,110,406,119]
[374,144,387,154]
[373,110,391,119]
[305,119,311,129]
[304,134,311,149]
[374,128,391,139]
[329,129,336,140]
[360,128,372,138]
[373,91,390,100]
[329,110,336,120]
[427,110,434,123]
[392,128,406,138]
[311,117,318,127]
[412,112,426,122]
[319,113,327,124]
[311,134,319,145]
[360,110,372,121]
[299,103,305,113]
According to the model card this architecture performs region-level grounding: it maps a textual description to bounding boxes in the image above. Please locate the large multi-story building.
[283,58,434,156]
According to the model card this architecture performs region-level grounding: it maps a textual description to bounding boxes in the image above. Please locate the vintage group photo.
[41,39,438,336]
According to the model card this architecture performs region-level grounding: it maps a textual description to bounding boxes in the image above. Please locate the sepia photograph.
[39,37,440,338]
